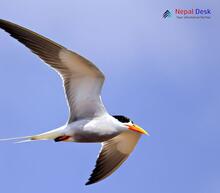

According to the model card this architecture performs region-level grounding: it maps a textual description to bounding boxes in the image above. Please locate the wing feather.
[0,19,106,122]
[86,131,141,185]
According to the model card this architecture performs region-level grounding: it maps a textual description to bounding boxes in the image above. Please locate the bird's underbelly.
[66,118,121,143]
[72,132,118,143]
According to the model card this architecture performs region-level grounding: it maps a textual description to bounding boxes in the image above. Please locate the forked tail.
[0,135,33,143]
[0,127,64,143]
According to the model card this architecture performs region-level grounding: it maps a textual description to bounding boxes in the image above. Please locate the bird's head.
[113,115,149,135]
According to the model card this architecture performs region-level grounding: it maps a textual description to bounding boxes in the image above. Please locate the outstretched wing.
[0,19,106,122]
[86,131,141,185]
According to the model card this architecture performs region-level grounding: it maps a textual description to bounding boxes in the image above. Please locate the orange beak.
[127,124,149,135]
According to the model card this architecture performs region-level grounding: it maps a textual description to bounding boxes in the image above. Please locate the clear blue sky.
[0,1,219,193]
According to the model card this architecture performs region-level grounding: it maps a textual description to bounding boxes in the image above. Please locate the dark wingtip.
[0,19,13,27]
[85,180,93,186]
[85,177,98,186]
[0,19,7,28]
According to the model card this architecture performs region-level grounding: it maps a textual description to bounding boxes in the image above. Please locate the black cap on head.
[113,115,133,123]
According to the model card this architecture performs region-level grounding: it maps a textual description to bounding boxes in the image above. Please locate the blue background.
[0,1,219,193]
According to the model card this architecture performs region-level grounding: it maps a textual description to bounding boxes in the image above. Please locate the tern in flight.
[0,19,149,185]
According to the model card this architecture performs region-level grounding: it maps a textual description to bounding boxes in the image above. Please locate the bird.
[0,19,149,185]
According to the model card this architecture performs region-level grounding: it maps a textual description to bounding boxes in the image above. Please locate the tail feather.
[0,136,31,142]
[14,139,34,144]
[0,127,64,143]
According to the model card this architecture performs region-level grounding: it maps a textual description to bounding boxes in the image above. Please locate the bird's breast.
[72,132,118,143]
[70,125,120,143]
[66,115,122,143]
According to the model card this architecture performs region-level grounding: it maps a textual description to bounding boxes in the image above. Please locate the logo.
[163,10,172,18]
[162,8,212,19]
